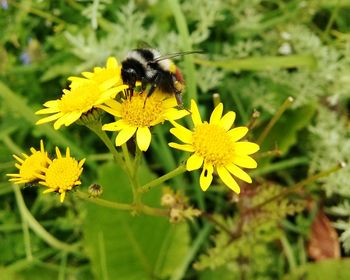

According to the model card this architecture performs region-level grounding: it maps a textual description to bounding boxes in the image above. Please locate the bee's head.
[121,67,138,87]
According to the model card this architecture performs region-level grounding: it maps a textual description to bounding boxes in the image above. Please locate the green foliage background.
[1,0,350,279]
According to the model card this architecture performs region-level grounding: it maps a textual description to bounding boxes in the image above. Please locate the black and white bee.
[121,48,200,107]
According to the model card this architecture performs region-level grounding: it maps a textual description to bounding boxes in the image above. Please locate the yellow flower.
[37,147,85,203]
[68,57,122,90]
[169,100,259,193]
[7,140,49,184]
[101,91,189,151]
[35,57,128,130]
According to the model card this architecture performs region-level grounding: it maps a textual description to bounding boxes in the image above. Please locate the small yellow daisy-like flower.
[169,100,259,193]
[68,57,122,91]
[7,140,49,184]
[35,57,128,130]
[100,91,189,151]
[37,146,85,203]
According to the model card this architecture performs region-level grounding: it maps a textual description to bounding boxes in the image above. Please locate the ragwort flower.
[37,146,85,202]
[169,100,259,193]
[7,140,49,184]
[35,57,128,130]
[68,57,122,90]
[101,91,189,151]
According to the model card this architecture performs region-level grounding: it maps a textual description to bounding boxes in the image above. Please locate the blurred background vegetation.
[1,0,350,279]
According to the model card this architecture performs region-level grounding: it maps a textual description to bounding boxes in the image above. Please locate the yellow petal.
[226,163,252,183]
[170,127,192,144]
[35,113,63,125]
[163,108,189,121]
[199,163,213,191]
[102,120,127,131]
[169,142,195,152]
[53,112,81,130]
[136,127,152,151]
[43,100,59,108]
[104,99,123,110]
[107,57,118,68]
[81,72,94,79]
[234,142,260,155]
[60,192,66,203]
[186,153,203,171]
[35,107,61,115]
[219,111,236,131]
[162,97,177,108]
[217,166,240,193]
[233,155,257,169]
[209,103,223,125]
[56,147,62,158]
[190,99,202,126]
[228,127,248,142]
[98,105,121,117]
[64,111,82,126]
[43,188,55,193]
[115,126,137,146]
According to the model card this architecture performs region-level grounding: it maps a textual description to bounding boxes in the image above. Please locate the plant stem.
[76,190,168,217]
[85,122,125,168]
[253,162,345,210]
[13,186,79,253]
[139,165,187,193]
[257,96,294,145]
[168,0,197,104]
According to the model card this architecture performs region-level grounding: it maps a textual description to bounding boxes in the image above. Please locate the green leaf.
[284,258,350,280]
[82,162,190,280]
[194,55,317,71]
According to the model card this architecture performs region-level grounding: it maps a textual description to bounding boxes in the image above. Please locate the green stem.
[122,143,133,173]
[76,190,133,210]
[257,96,294,145]
[85,122,125,168]
[253,162,345,210]
[250,157,309,176]
[139,165,187,193]
[168,0,197,104]
[121,143,141,205]
[322,0,340,41]
[13,186,79,253]
[280,233,297,272]
[76,190,168,217]
[21,213,33,261]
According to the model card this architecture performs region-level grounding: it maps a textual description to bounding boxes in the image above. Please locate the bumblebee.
[121,48,199,107]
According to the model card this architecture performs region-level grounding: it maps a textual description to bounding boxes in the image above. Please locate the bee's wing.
[152,50,204,62]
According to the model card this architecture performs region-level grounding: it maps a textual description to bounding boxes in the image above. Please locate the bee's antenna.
[152,50,204,62]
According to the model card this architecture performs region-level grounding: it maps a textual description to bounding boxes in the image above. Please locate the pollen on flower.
[120,93,164,127]
[38,147,85,202]
[192,123,235,166]
[45,157,81,190]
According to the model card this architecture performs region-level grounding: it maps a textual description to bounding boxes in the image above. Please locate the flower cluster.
[34,56,259,196]
[7,140,85,203]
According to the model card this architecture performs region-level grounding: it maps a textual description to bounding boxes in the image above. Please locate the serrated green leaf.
[82,162,190,280]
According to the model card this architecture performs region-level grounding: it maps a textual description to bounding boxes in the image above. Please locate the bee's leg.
[141,77,147,93]
[174,91,183,108]
[143,74,160,108]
